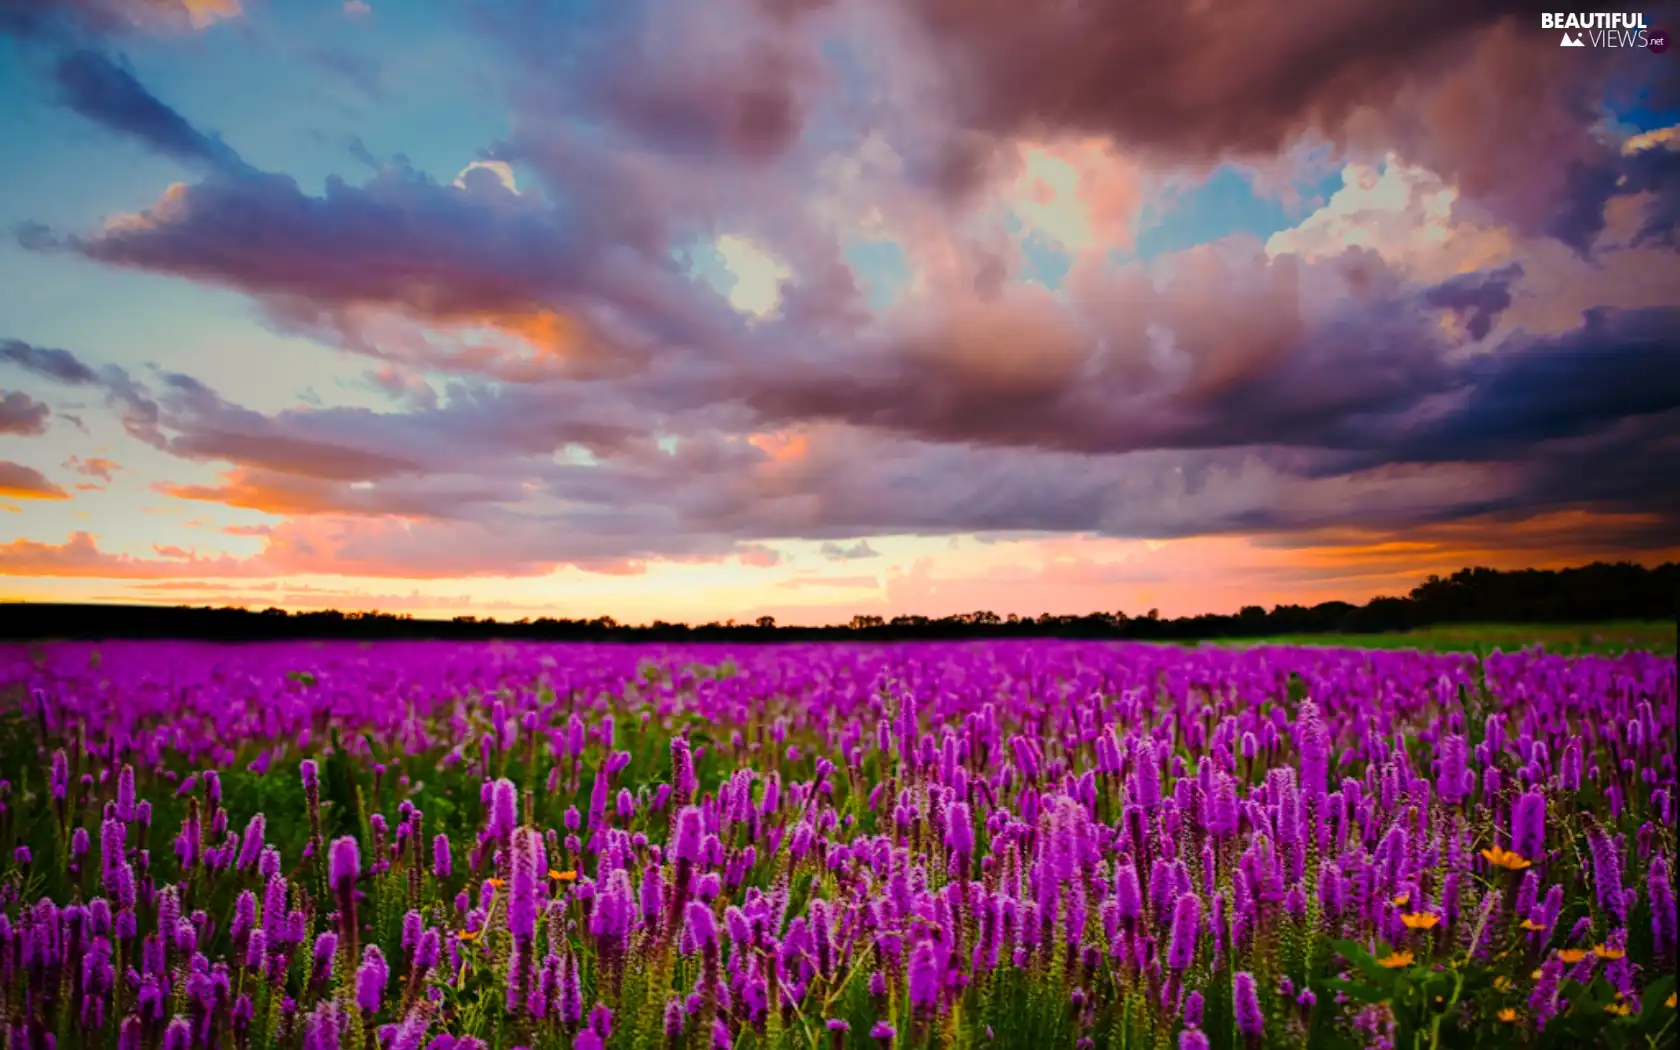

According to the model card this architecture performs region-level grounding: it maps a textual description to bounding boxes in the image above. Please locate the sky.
[0,0,1677,625]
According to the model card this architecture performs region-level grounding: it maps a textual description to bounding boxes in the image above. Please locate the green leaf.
[1640,974,1676,1019]
[1331,938,1400,986]
[1326,978,1386,1005]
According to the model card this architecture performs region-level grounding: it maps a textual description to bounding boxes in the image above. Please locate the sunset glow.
[1,0,1675,623]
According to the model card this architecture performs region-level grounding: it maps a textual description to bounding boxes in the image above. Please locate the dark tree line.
[0,561,1673,643]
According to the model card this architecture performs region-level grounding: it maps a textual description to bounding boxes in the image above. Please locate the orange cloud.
[0,532,248,578]
[0,462,69,501]
[483,310,586,357]
[158,470,377,517]
[748,431,810,462]
[180,0,240,30]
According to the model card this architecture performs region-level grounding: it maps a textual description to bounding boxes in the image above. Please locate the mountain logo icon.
[1560,31,1586,46]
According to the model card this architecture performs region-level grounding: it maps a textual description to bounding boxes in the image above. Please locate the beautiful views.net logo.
[1541,12,1669,50]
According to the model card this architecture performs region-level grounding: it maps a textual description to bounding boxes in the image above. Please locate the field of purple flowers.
[0,640,1673,1050]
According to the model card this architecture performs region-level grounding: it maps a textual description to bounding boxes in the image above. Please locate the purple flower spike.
[355,944,389,1014]
[1167,891,1201,970]
[675,806,705,863]
[1234,971,1264,1040]
[1512,790,1546,861]
[329,836,360,894]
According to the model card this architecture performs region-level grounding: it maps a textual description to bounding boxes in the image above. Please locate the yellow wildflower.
[1519,919,1545,931]
[549,869,578,882]
[1592,944,1625,960]
[1377,951,1414,969]
[1390,893,1411,907]
[1496,1008,1518,1023]
[1493,977,1513,992]
[1480,846,1531,871]
[1604,1002,1632,1017]
[1401,912,1440,930]
[1556,948,1588,964]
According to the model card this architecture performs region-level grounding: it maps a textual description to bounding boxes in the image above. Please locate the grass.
[1221,620,1675,656]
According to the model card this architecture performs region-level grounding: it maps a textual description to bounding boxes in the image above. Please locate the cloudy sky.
[1,0,1677,624]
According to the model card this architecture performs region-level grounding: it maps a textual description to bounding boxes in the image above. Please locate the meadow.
[1220,622,1677,657]
[0,638,1673,1050]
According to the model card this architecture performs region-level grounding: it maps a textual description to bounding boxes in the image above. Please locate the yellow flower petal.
[1480,846,1532,871]
[1377,951,1414,969]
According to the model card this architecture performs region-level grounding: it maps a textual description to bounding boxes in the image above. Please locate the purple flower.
[672,737,698,801]
[1590,829,1627,924]
[237,814,266,870]
[50,750,68,800]
[329,836,360,894]
[355,945,388,1014]
[944,802,974,856]
[685,901,718,950]
[311,931,338,985]
[1649,856,1676,957]
[116,765,136,821]
[487,778,518,841]
[1233,971,1264,1039]
[1183,990,1204,1028]
[508,831,539,941]
[674,805,705,863]
[1115,862,1142,919]
[162,1017,192,1050]
[908,939,939,1009]
[1512,791,1545,861]
[1167,891,1201,970]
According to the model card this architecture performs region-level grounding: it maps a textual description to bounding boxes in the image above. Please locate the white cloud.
[1264,157,1511,283]
[452,161,519,195]
[714,234,792,318]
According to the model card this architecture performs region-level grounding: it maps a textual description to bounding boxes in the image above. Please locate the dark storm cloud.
[54,50,247,170]
[1422,264,1520,340]
[1399,307,1680,459]
[904,0,1533,159]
